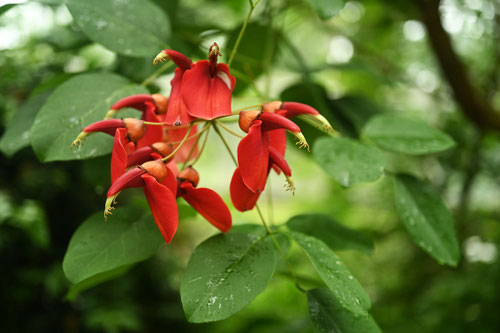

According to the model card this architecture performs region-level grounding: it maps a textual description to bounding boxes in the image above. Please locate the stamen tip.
[153,51,168,65]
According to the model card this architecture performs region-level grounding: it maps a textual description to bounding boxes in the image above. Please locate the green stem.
[255,204,305,292]
[162,123,193,162]
[227,0,262,67]
[215,120,244,138]
[191,126,211,166]
[212,122,238,165]
[142,61,173,86]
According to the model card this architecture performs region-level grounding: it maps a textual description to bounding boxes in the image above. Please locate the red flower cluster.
[72,44,333,244]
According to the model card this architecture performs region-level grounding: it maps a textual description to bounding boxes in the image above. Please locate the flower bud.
[152,94,169,114]
[238,110,260,133]
[123,118,146,143]
[177,166,200,187]
[151,142,174,158]
[141,159,168,183]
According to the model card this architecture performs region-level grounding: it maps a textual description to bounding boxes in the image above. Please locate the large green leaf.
[288,231,371,315]
[30,73,147,162]
[363,114,455,155]
[313,136,386,187]
[304,0,345,20]
[62,207,163,284]
[65,0,170,57]
[231,224,291,254]
[181,232,277,323]
[287,214,373,253]
[0,92,50,157]
[307,288,382,333]
[393,174,460,266]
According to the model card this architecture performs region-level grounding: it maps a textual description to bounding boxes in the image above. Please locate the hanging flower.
[106,159,179,243]
[153,43,236,126]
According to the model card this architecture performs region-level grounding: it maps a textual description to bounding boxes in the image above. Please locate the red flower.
[106,159,179,243]
[176,167,232,233]
[106,162,231,243]
[230,111,306,211]
[71,118,146,148]
[153,43,236,126]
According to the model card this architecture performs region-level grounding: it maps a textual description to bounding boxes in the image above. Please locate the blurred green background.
[1,0,499,332]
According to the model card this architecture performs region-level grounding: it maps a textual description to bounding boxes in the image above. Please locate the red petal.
[280,102,319,118]
[268,146,292,177]
[165,68,196,125]
[126,146,154,168]
[110,94,154,112]
[142,174,179,243]
[268,129,287,174]
[258,112,301,133]
[107,167,146,197]
[83,119,123,136]
[164,49,192,70]
[111,128,129,183]
[161,164,178,196]
[230,167,261,212]
[237,120,268,192]
[180,182,232,232]
[181,61,234,120]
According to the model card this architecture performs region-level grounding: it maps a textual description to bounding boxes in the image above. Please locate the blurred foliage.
[1,0,500,332]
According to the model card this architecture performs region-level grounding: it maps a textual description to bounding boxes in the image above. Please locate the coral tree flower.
[106,159,179,243]
[71,118,146,148]
[176,167,232,233]
[230,110,307,211]
[153,43,236,125]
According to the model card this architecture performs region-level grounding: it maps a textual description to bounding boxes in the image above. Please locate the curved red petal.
[137,102,164,148]
[126,146,154,168]
[268,146,292,177]
[107,167,145,197]
[111,128,129,183]
[230,167,261,212]
[164,49,192,70]
[237,121,268,192]
[268,129,287,174]
[83,119,123,136]
[280,102,319,118]
[258,112,301,133]
[181,61,234,120]
[142,174,179,243]
[165,68,196,125]
[110,94,153,112]
[180,182,232,232]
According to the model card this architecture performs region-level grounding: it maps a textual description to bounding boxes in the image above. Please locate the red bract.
[176,167,232,233]
[106,159,179,243]
[153,43,235,125]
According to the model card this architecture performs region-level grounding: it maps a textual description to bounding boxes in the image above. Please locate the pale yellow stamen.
[70,132,90,149]
[153,51,169,65]
[104,193,120,220]
[292,132,310,151]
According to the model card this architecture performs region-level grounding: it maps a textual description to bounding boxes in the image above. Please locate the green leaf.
[287,214,373,253]
[65,0,170,57]
[0,92,50,157]
[307,288,382,333]
[181,232,277,323]
[65,265,131,301]
[313,136,386,187]
[363,114,455,155]
[62,207,163,284]
[30,73,148,162]
[393,174,460,266]
[304,0,345,20]
[288,231,371,315]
